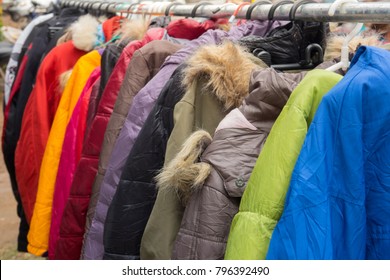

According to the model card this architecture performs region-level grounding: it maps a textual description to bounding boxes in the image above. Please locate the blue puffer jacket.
[267,46,390,260]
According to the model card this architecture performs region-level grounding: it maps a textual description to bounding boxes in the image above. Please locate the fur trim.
[183,41,266,110]
[116,18,150,42]
[156,130,212,205]
[324,34,382,61]
[58,70,72,93]
[70,14,100,51]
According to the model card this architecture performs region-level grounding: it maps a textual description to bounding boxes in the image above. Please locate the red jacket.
[14,41,86,222]
[55,28,166,259]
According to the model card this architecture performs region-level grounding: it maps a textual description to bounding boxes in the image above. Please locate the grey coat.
[170,68,306,259]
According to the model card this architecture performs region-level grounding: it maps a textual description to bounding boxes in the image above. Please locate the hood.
[70,14,102,52]
[116,18,150,42]
[156,130,212,205]
[241,68,306,130]
[159,66,309,203]
[324,34,382,61]
[183,41,267,110]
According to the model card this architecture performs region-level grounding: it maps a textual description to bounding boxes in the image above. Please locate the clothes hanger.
[91,2,106,17]
[211,1,236,16]
[148,2,163,22]
[246,1,272,21]
[191,2,211,18]
[229,2,250,24]
[165,2,182,17]
[246,1,273,34]
[249,0,324,71]
[267,0,293,21]
[126,2,141,20]
[164,2,182,24]
[326,0,364,72]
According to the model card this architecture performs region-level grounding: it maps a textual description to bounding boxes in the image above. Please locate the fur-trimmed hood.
[116,18,150,42]
[69,16,152,52]
[70,14,103,52]
[156,130,212,205]
[183,41,267,110]
[324,33,383,61]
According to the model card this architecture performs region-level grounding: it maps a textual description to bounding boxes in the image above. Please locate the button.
[235,177,245,188]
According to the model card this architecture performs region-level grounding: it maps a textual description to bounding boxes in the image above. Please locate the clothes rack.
[59,0,390,23]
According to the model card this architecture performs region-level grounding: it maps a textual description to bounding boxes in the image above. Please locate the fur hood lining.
[183,41,267,110]
[70,14,102,52]
[324,34,382,61]
[156,130,212,206]
[116,18,150,42]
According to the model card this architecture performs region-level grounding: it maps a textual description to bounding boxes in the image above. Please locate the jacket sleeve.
[14,53,56,223]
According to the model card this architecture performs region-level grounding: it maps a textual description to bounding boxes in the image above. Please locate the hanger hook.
[146,2,155,14]
[159,2,169,16]
[105,2,117,14]
[304,43,324,65]
[135,3,147,18]
[92,2,104,17]
[87,1,96,13]
[126,2,140,19]
[82,1,88,10]
[289,0,316,21]
[165,2,182,17]
[326,0,363,71]
[211,3,236,15]
[268,0,294,21]
[328,0,357,17]
[78,1,85,10]
[191,2,211,18]
[229,2,250,23]
[149,2,161,19]
[246,1,272,20]
[153,2,163,15]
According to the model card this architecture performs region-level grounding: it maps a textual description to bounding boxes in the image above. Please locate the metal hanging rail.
[59,0,390,23]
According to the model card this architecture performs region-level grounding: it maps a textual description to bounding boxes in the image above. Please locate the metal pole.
[59,0,390,23]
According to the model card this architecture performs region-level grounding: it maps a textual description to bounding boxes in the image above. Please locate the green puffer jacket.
[224,69,342,260]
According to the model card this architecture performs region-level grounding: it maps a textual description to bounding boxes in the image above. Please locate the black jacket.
[239,21,328,66]
[86,40,129,124]
[1,8,82,252]
[103,64,187,260]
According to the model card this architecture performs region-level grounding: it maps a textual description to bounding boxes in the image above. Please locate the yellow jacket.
[28,50,101,256]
